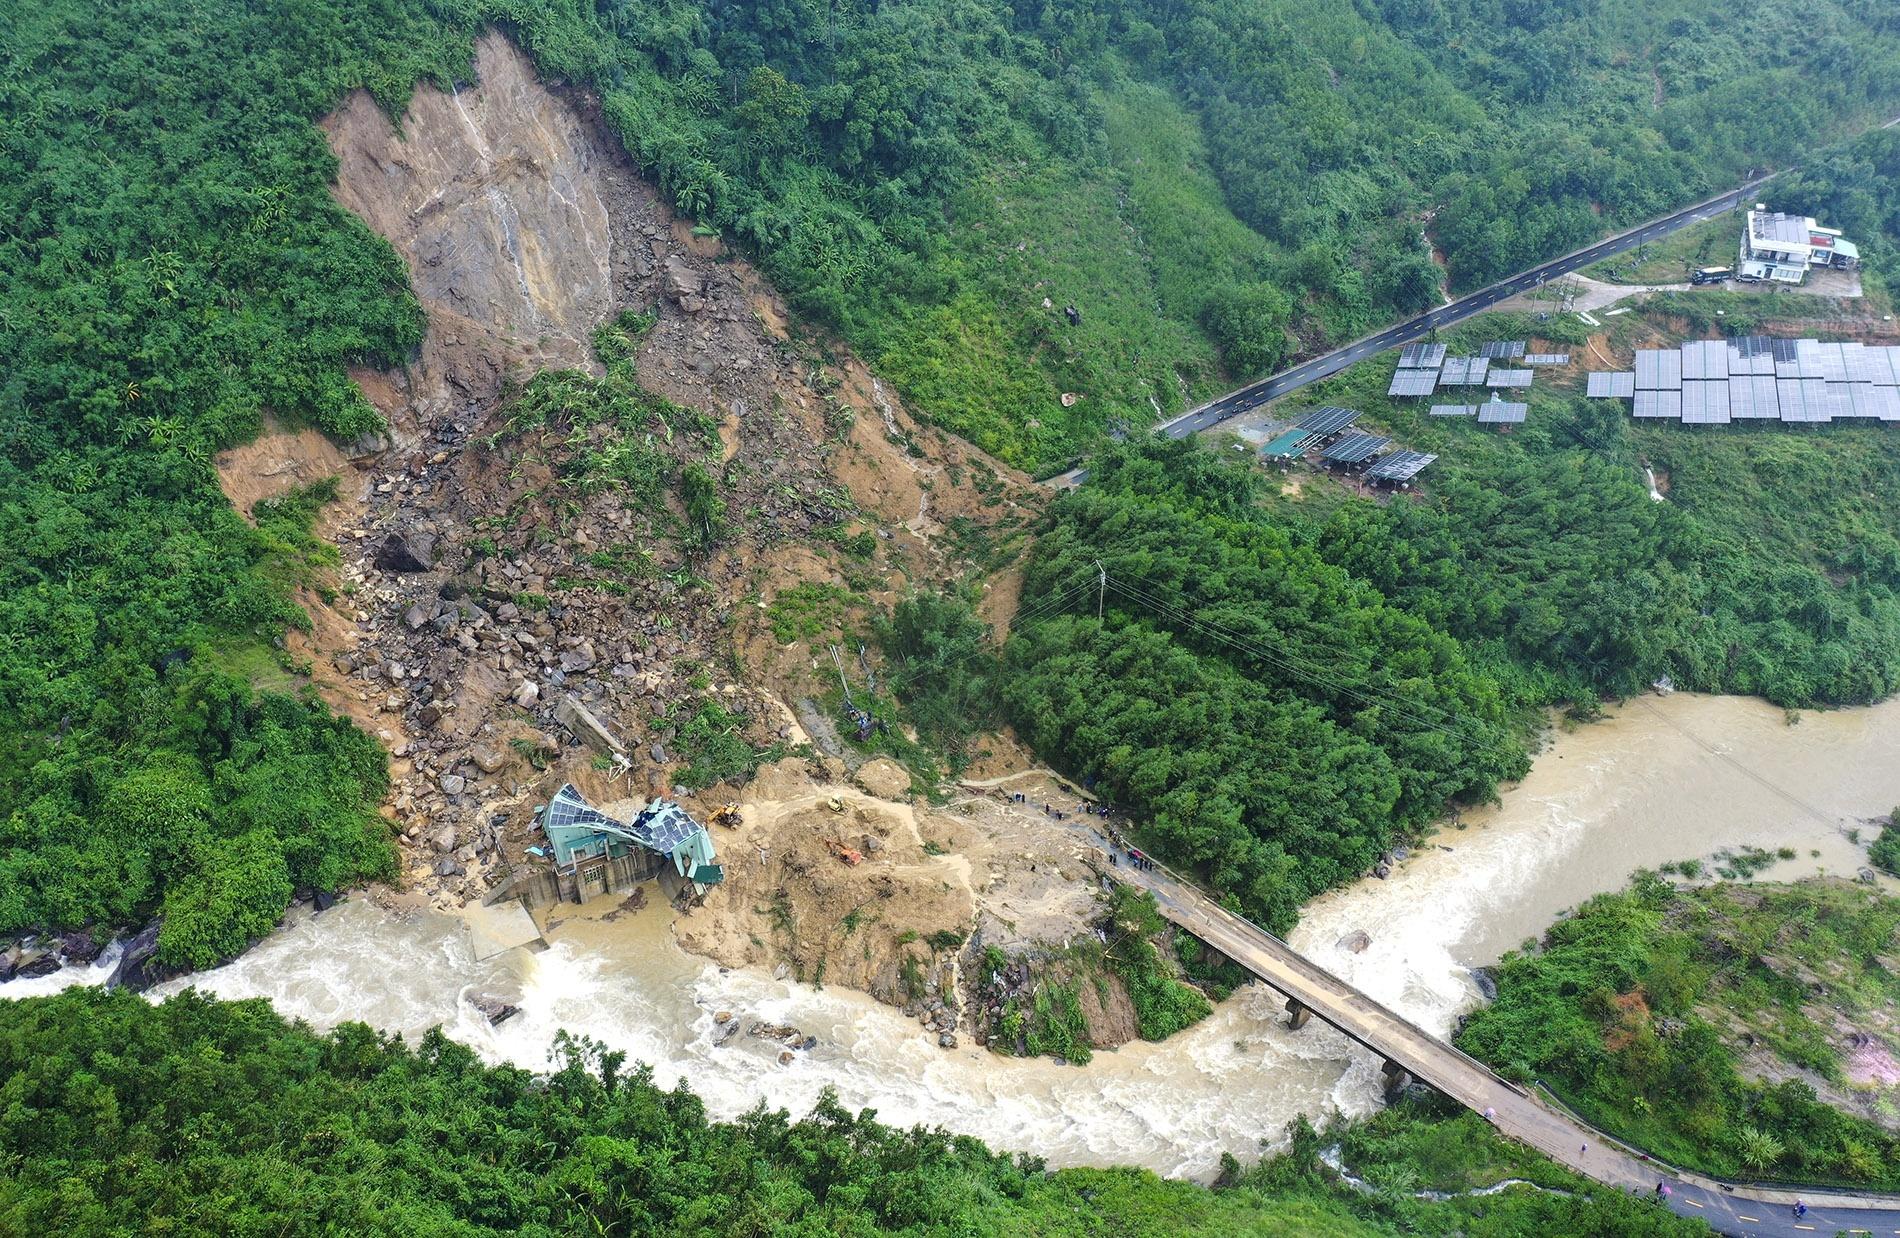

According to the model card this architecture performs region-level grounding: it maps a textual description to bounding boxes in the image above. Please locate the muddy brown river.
[14,692,1900,1179]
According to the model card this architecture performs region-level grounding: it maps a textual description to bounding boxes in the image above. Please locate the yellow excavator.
[709,802,743,829]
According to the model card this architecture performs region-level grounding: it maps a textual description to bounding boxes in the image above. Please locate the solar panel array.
[1525,353,1570,365]
[1477,400,1528,424]
[1480,340,1527,359]
[1399,342,1448,368]
[1321,431,1392,463]
[1587,372,1636,398]
[1429,403,1475,417]
[1365,450,1438,483]
[1618,338,1900,424]
[1298,405,1361,436]
[1438,356,1490,385]
[1388,369,1440,397]
[1486,369,1534,388]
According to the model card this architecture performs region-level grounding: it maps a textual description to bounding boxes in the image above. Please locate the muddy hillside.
[206,31,1150,1042]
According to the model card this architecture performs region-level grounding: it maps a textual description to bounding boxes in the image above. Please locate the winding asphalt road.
[1102,846,1900,1238]
[1050,175,1769,486]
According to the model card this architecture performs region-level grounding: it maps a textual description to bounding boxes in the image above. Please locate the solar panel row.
[1365,450,1438,483]
[1486,369,1533,388]
[1429,403,1475,417]
[1388,369,1439,397]
[1478,405,1527,424]
[1616,338,1900,424]
[1399,342,1448,368]
[1479,341,1527,359]
[1322,431,1392,463]
[1524,353,1570,365]
[1297,405,1361,436]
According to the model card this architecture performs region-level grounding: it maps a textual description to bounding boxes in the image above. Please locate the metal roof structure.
[1388,369,1440,397]
[1261,427,1319,458]
[1485,369,1534,389]
[1479,340,1527,359]
[1586,372,1636,398]
[1365,450,1437,483]
[1429,403,1475,417]
[1321,431,1392,464]
[540,784,721,885]
[1398,342,1448,368]
[1476,398,1527,424]
[1297,405,1361,436]
[1524,353,1570,365]
[1437,356,1490,385]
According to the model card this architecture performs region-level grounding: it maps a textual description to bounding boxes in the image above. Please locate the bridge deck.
[1096,848,1900,1236]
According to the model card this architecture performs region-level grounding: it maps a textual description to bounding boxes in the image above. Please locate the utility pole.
[1095,560,1107,620]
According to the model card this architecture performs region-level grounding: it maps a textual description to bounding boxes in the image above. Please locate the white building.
[1738,207,1860,283]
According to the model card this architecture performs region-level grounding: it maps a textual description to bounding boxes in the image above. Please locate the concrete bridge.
[1104,852,1900,1238]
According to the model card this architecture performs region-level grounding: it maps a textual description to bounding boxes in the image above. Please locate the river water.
[21,693,1900,1178]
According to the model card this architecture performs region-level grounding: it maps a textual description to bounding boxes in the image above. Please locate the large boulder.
[662,255,706,311]
[107,918,168,991]
[61,928,101,964]
[375,531,437,573]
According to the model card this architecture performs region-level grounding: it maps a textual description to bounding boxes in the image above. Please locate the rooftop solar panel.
[1776,379,1811,422]
[1681,381,1731,425]
[1525,353,1570,365]
[1297,405,1361,436]
[1477,399,1528,424]
[1658,350,1682,389]
[1486,369,1534,388]
[1866,386,1900,421]
[1321,431,1392,463]
[1843,384,1886,419]
[1428,403,1475,417]
[1399,342,1448,368]
[1729,374,1780,420]
[1438,356,1491,385]
[1365,450,1438,483]
[1632,389,1681,419]
[1804,377,1833,421]
[1387,369,1439,397]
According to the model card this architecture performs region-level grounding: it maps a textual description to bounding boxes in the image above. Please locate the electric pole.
[1095,560,1107,620]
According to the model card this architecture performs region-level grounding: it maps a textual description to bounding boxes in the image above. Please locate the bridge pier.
[1284,997,1311,1031]
[1381,1058,1413,1099]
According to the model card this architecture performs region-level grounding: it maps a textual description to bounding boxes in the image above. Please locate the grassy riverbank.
[1460,874,1900,1190]
[0,987,1705,1235]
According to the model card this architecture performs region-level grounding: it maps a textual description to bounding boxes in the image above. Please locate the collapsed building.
[535,783,724,903]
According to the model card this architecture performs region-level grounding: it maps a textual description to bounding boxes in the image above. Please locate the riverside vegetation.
[1461,875,1900,1191]
[0,987,1707,1236]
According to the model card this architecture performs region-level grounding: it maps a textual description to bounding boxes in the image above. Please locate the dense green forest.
[1460,876,1900,1191]
[0,988,1706,1235]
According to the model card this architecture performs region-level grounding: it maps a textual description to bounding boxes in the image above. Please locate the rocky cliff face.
[229,31,1040,929]
[322,34,626,444]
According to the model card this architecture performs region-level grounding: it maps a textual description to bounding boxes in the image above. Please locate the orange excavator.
[824,838,864,866]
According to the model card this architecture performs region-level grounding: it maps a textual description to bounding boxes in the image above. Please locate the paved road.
[1099,847,1900,1237]
[1049,176,1767,487]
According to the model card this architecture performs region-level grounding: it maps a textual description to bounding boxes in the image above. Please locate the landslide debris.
[242,28,1045,953]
